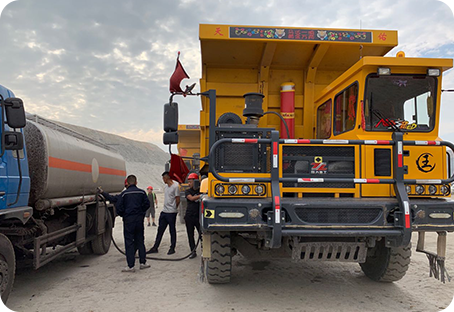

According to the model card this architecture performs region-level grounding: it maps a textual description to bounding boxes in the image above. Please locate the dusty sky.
[0,0,453,151]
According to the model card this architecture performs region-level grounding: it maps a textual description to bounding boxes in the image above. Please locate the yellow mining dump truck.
[176,124,201,221]
[177,124,201,171]
[163,24,454,284]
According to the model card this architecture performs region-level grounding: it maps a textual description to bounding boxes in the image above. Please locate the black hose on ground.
[111,231,201,262]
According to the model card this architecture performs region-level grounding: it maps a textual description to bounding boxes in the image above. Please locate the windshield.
[365,74,437,132]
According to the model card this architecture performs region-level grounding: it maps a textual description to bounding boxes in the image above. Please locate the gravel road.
[4,195,454,312]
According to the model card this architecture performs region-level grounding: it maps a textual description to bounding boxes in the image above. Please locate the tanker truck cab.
[163,24,454,285]
[0,85,32,223]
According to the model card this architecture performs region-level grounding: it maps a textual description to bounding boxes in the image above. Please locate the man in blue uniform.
[108,175,151,272]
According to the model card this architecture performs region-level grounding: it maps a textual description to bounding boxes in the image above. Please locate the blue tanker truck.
[0,84,126,303]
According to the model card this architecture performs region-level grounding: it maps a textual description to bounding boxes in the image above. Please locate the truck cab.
[0,85,31,222]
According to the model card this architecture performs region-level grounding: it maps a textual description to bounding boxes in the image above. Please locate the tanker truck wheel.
[205,232,232,284]
[92,211,113,255]
[0,233,15,304]
[360,240,411,282]
[77,242,94,255]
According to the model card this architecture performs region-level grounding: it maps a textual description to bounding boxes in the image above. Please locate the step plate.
[292,241,367,263]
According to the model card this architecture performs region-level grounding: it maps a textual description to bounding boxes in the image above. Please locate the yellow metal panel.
[200,24,398,73]
[200,24,398,46]
[405,146,446,179]
[361,145,393,197]
[206,82,258,96]
[207,67,258,83]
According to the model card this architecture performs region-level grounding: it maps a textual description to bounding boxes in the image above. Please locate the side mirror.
[3,98,26,128]
[3,131,24,150]
[163,132,178,145]
[163,102,178,132]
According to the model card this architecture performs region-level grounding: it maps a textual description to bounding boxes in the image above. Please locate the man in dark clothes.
[184,173,201,259]
[103,175,151,272]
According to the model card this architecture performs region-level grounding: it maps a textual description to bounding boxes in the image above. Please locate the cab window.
[316,99,332,139]
[365,74,436,132]
[333,82,358,135]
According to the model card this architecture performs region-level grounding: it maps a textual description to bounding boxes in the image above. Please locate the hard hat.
[147,186,153,190]
[187,173,199,180]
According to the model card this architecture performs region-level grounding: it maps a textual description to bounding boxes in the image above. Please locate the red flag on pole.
[169,52,190,93]
[169,153,189,183]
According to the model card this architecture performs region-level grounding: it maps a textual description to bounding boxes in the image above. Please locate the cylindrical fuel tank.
[280,82,295,139]
[24,120,126,205]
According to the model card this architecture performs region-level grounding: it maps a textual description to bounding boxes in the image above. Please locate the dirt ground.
[4,194,454,312]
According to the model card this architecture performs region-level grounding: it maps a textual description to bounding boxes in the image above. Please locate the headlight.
[255,185,265,195]
[415,185,425,195]
[228,185,238,195]
[215,184,225,195]
[441,185,450,196]
[241,185,251,195]
[428,185,437,195]
[405,185,411,194]
[427,68,440,77]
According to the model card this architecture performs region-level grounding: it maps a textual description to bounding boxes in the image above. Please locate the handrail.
[209,137,454,185]
[207,131,454,247]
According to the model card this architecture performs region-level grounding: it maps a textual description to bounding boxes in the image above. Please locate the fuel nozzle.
[243,92,264,125]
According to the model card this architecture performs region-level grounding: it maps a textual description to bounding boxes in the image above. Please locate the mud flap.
[202,233,211,259]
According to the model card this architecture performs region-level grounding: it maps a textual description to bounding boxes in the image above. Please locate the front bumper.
[201,197,454,234]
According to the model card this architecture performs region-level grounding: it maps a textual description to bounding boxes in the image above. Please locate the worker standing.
[115,175,151,272]
[184,173,201,259]
[147,171,180,255]
[145,186,158,227]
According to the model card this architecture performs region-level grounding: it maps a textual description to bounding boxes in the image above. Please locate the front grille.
[295,208,382,224]
[214,128,271,173]
[282,145,355,188]
[283,146,355,157]
[217,143,254,169]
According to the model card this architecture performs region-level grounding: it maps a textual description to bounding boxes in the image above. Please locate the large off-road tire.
[0,233,15,304]
[77,241,94,255]
[360,240,411,282]
[205,232,232,284]
[92,211,113,255]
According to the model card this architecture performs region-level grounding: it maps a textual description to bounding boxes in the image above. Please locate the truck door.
[0,85,14,211]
